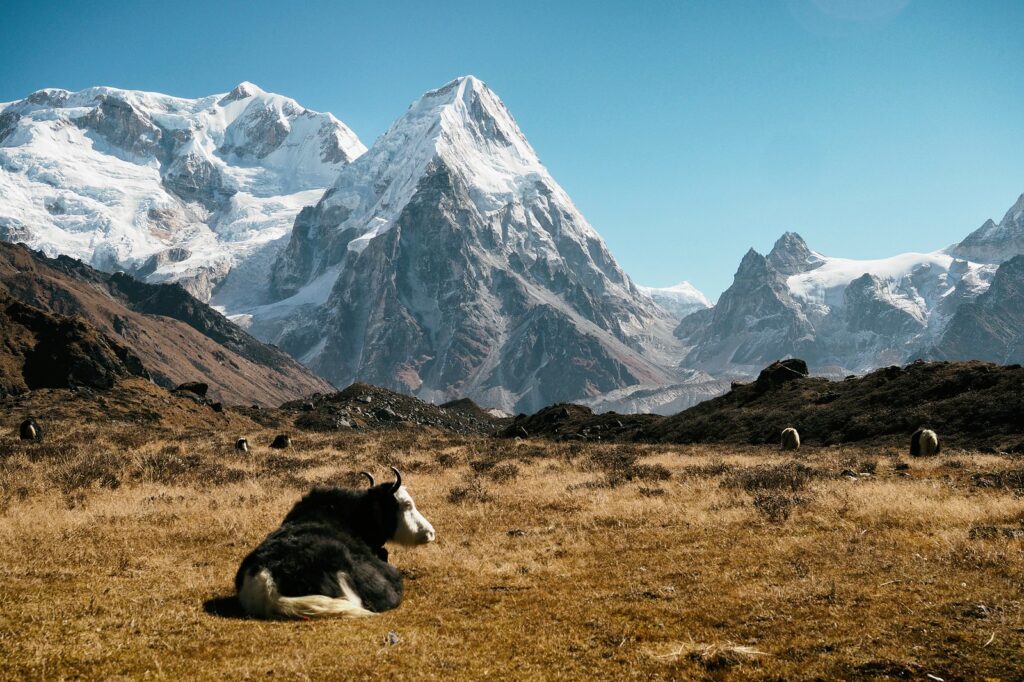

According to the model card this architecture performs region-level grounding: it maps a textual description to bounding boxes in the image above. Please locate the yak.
[235,467,435,619]
[19,418,42,441]
[910,428,940,456]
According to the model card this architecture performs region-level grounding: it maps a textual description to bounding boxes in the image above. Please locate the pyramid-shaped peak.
[772,231,809,251]
[737,248,767,272]
[421,75,488,102]
[333,75,545,217]
[768,231,823,276]
[406,75,517,130]
[223,81,265,102]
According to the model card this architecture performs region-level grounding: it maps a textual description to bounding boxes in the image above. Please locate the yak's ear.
[360,471,376,487]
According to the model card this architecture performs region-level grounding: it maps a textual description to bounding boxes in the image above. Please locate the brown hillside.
[503,359,1024,452]
[649,359,1024,450]
[0,377,262,433]
[0,293,149,394]
[0,242,332,405]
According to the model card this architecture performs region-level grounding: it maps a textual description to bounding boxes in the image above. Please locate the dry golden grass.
[1,420,1024,680]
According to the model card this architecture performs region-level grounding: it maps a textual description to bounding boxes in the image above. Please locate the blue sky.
[2,0,1022,298]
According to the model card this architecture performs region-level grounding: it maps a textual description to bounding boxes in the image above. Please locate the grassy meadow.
[1,418,1023,680]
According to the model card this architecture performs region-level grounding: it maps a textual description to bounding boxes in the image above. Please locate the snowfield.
[638,281,712,319]
[0,82,365,299]
[787,249,997,323]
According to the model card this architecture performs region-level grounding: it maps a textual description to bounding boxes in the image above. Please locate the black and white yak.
[781,427,800,451]
[235,467,435,619]
[19,418,42,441]
[910,428,940,457]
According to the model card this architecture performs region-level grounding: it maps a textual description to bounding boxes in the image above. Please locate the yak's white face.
[391,486,435,546]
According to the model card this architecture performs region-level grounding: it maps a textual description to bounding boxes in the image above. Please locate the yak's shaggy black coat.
[19,418,41,441]
[235,485,404,613]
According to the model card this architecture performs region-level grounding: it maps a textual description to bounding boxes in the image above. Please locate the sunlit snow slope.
[0,83,365,300]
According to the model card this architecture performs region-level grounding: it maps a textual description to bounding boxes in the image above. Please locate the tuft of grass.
[971,469,1024,494]
[722,461,821,492]
[680,459,734,479]
[654,642,768,670]
[752,491,811,523]
[446,474,495,504]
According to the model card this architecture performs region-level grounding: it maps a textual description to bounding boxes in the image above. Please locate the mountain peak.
[224,81,264,101]
[265,78,671,411]
[402,74,522,148]
[768,231,823,276]
[422,75,487,101]
[740,247,765,266]
[1000,192,1024,225]
[950,191,1024,264]
[772,231,808,251]
[638,281,712,319]
[312,75,566,247]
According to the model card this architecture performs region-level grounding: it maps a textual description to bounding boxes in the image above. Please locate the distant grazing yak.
[235,438,249,453]
[781,427,800,451]
[910,428,940,457]
[235,467,436,619]
[19,418,42,442]
[270,434,291,449]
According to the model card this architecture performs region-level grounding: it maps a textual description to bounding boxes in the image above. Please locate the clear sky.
[2,0,1022,298]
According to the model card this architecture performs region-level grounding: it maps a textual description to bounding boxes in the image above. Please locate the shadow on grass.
[203,595,248,619]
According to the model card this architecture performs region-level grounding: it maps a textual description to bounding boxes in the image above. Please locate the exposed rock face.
[677,248,813,370]
[931,255,1024,364]
[754,358,809,391]
[73,95,164,158]
[843,274,924,337]
[281,383,504,435]
[161,151,237,211]
[676,231,997,375]
[254,76,679,412]
[0,242,333,404]
[766,231,824,276]
[0,83,365,300]
[949,193,1024,264]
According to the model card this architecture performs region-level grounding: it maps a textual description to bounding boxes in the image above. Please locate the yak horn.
[360,471,375,487]
[390,466,402,491]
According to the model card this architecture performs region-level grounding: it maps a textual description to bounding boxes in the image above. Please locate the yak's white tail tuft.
[238,568,373,619]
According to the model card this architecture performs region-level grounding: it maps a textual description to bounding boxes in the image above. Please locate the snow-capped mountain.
[931,254,1024,364]
[0,83,365,299]
[677,231,998,375]
[231,76,681,412]
[947,193,1024,264]
[638,281,712,320]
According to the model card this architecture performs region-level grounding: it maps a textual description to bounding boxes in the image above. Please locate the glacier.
[0,82,365,300]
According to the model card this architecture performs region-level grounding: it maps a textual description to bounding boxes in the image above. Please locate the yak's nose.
[423,527,436,543]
